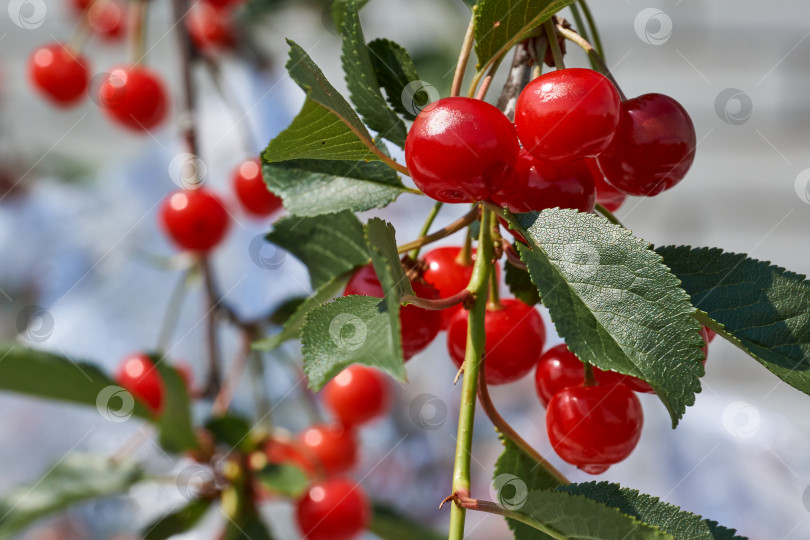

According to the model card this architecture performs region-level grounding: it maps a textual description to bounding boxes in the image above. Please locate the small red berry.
[98,66,168,131]
[232,158,283,217]
[493,150,596,213]
[298,424,358,476]
[115,354,163,412]
[322,365,390,427]
[264,438,317,478]
[546,383,643,474]
[88,0,125,41]
[296,478,370,540]
[160,189,231,252]
[704,325,716,343]
[202,0,244,7]
[533,344,627,406]
[586,159,627,212]
[515,68,621,162]
[186,3,235,51]
[344,265,442,360]
[405,97,520,203]
[29,43,90,107]
[447,299,546,385]
[597,93,696,196]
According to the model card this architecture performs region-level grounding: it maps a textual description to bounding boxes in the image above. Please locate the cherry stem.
[397,206,479,254]
[583,362,597,386]
[531,35,548,79]
[544,19,565,69]
[577,0,605,60]
[212,329,253,415]
[503,241,527,271]
[594,202,624,227]
[402,290,472,311]
[474,55,505,101]
[69,0,106,52]
[488,262,502,309]
[453,494,567,539]
[477,369,569,484]
[569,3,592,47]
[249,347,274,431]
[555,24,627,101]
[451,15,476,98]
[199,257,224,397]
[458,225,474,267]
[410,201,444,260]
[130,0,149,65]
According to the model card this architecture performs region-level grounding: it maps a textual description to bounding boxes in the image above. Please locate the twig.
[397,206,479,254]
[452,494,566,540]
[503,242,527,271]
[212,330,253,415]
[200,257,223,397]
[451,16,476,97]
[496,41,533,121]
[410,201,444,260]
[401,290,473,311]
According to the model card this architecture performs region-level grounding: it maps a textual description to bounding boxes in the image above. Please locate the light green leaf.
[369,503,444,540]
[0,454,143,540]
[557,482,745,540]
[367,39,422,120]
[256,463,309,498]
[153,361,198,453]
[506,208,705,426]
[263,159,408,217]
[265,212,368,289]
[142,498,214,540]
[657,246,810,398]
[331,0,371,31]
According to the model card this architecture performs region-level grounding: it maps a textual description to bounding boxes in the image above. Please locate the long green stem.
[448,210,493,540]
[544,20,565,69]
[569,3,591,45]
[410,202,444,259]
[594,202,624,227]
[578,0,605,60]
[556,24,626,100]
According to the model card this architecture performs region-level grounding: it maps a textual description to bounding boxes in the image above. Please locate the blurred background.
[1,0,809,538]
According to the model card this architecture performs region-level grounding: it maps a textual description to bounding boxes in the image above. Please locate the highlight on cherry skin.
[159,189,231,252]
[296,477,370,540]
[28,43,91,108]
[232,158,284,217]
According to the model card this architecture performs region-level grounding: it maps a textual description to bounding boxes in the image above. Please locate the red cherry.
[29,43,90,107]
[264,438,317,478]
[597,93,696,196]
[115,354,163,412]
[405,97,519,203]
[71,0,92,12]
[447,299,546,385]
[160,189,231,252]
[515,68,621,162]
[98,66,168,131]
[296,478,370,540]
[322,365,390,427]
[704,325,716,343]
[344,265,442,360]
[546,383,643,474]
[493,149,596,213]
[422,246,493,328]
[232,158,282,217]
[202,0,244,7]
[586,159,626,212]
[88,0,125,40]
[298,424,358,476]
[186,3,235,51]
[533,344,625,406]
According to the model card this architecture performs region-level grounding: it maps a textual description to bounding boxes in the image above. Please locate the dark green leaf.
[154,361,199,453]
[365,218,413,300]
[368,39,422,120]
[504,259,541,306]
[263,159,408,217]
[265,211,368,289]
[142,498,214,540]
[0,454,143,540]
[255,463,309,498]
[222,503,274,540]
[269,296,309,326]
[557,482,745,540]
[331,0,371,31]
[204,415,254,452]
[507,208,705,426]
[369,503,444,540]
[657,246,810,398]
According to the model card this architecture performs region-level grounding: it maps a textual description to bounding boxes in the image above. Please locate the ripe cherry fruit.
[493,149,596,213]
[98,66,168,131]
[586,159,627,212]
[264,438,317,478]
[29,43,90,107]
[322,365,390,427]
[160,189,231,252]
[447,299,546,385]
[116,354,163,412]
[344,265,442,360]
[186,3,235,51]
[597,93,696,196]
[515,68,621,162]
[534,344,626,407]
[232,158,283,217]
[298,424,358,476]
[546,383,644,474]
[296,478,370,540]
[88,0,125,41]
[422,246,493,328]
[405,97,519,203]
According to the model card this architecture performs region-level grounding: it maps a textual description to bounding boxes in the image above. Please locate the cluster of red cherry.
[405,68,697,211]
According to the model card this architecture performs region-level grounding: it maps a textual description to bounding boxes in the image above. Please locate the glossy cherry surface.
[447,299,546,385]
[298,424,358,476]
[533,344,627,407]
[405,97,519,203]
[421,246,488,328]
[323,365,390,427]
[597,93,696,196]
[187,3,234,50]
[493,150,596,213]
[232,158,282,217]
[115,354,163,412]
[29,44,90,107]
[160,189,230,252]
[98,66,168,131]
[546,383,643,474]
[586,159,627,212]
[515,68,621,162]
[88,0,125,40]
[296,478,370,540]
[344,265,442,360]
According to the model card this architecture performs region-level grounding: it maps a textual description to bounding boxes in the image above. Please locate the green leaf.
[301,295,406,391]
[474,0,576,73]
[265,211,368,289]
[368,39,422,120]
[557,482,745,540]
[338,0,408,147]
[369,503,444,540]
[269,295,309,326]
[263,159,408,217]
[153,361,199,453]
[657,246,810,398]
[142,498,213,540]
[223,505,274,540]
[0,454,143,540]
[0,345,151,419]
[204,414,254,452]
[365,218,413,300]
[331,0,371,31]
[504,259,541,306]
[508,208,705,426]
[255,463,309,498]
[264,40,378,162]
[254,273,352,352]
